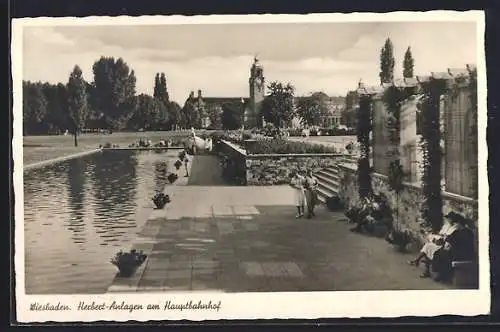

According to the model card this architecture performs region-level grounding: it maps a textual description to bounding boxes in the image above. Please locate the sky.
[22,21,478,104]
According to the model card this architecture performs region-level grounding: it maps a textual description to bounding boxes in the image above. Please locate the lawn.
[22,130,206,166]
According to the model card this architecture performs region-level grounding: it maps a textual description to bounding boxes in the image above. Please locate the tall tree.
[159,73,169,104]
[221,102,243,130]
[153,73,160,99]
[23,81,48,135]
[379,38,395,84]
[403,46,415,78]
[66,65,89,147]
[91,57,137,130]
[260,81,295,128]
[297,92,330,126]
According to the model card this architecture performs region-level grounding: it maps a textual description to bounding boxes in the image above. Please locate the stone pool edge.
[23,148,103,171]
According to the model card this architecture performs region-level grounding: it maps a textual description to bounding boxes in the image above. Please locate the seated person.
[408,212,466,278]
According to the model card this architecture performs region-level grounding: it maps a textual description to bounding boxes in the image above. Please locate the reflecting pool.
[23,150,180,294]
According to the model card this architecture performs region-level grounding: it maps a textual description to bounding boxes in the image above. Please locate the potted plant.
[174,159,183,170]
[385,228,412,252]
[111,249,147,277]
[167,173,178,184]
[152,192,170,209]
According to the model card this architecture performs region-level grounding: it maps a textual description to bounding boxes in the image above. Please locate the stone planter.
[244,139,257,152]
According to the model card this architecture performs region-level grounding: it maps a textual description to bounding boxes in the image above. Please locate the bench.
[431,227,478,288]
[451,260,479,289]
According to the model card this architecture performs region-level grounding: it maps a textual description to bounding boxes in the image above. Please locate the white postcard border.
[12,11,490,322]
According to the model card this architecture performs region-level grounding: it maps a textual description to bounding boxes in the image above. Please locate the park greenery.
[260,81,296,128]
[23,56,190,139]
[246,139,338,155]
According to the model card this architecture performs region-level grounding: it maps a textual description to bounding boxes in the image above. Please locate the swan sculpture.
[186,128,213,154]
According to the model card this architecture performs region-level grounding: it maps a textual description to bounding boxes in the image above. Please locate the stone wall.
[217,140,343,186]
[215,140,247,185]
[246,153,343,185]
[337,163,478,245]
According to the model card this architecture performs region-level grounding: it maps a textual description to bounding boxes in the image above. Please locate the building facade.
[183,57,264,129]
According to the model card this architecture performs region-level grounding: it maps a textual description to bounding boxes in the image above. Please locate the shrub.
[167,173,178,184]
[246,138,337,154]
[111,249,147,277]
[288,129,302,137]
[326,195,344,211]
[152,192,171,209]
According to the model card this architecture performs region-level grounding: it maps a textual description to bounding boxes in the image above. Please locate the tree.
[67,65,89,147]
[167,101,182,130]
[42,82,69,133]
[207,105,222,130]
[260,81,295,128]
[341,90,359,128]
[297,92,330,126]
[403,46,414,78]
[23,81,48,135]
[221,102,243,130]
[159,73,169,104]
[91,57,137,130]
[181,93,200,129]
[379,38,395,84]
[153,73,160,99]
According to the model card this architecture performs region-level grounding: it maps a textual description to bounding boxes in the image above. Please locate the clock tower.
[248,56,265,127]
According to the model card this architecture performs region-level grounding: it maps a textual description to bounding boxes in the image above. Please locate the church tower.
[248,56,265,127]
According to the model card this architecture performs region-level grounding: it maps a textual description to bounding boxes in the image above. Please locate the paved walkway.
[107,155,448,293]
[188,154,227,186]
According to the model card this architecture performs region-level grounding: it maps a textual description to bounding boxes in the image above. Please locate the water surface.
[24,150,180,294]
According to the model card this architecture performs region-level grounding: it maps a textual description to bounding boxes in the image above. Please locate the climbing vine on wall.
[468,68,478,198]
[418,79,447,232]
[356,95,373,198]
[382,86,412,192]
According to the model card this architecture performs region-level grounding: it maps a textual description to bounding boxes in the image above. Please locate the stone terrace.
[107,155,448,293]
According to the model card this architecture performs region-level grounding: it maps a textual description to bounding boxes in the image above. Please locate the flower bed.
[246,138,338,155]
[288,127,356,137]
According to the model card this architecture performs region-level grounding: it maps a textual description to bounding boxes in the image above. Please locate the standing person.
[304,169,318,218]
[290,170,306,218]
[184,152,190,177]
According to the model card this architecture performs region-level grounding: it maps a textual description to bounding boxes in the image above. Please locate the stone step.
[317,180,339,197]
[316,167,339,179]
[315,183,339,201]
[315,172,340,188]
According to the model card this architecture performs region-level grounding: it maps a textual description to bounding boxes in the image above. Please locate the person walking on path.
[304,169,318,218]
[290,170,307,218]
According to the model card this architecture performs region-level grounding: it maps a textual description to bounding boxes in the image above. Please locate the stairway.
[314,154,357,204]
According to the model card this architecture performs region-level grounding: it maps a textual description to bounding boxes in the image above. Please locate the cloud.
[22,21,478,104]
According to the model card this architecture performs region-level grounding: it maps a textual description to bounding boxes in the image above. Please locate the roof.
[357,65,477,96]
[202,97,250,105]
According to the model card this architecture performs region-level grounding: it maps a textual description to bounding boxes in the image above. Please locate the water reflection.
[24,150,177,294]
[66,158,87,244]
[91,151,138,245]
[154,161,168,192]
